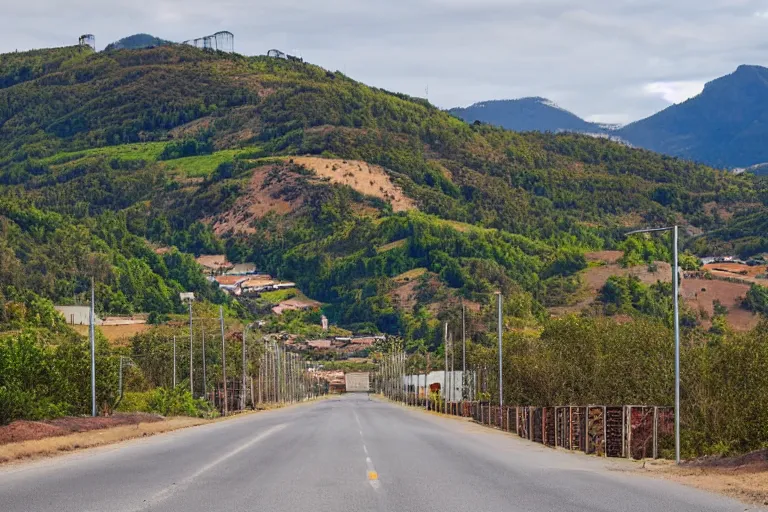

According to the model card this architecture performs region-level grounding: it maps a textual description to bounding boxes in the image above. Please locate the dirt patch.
[389,278,422,311]
[73,324,151,345]
[212,164,302,235]
[582,262,672,291]
[168,116,213,139]
[0,417,206,464]
[195,254,232,272]
[272,298,321,315]
[0,414,163,446]
[550,261,671,317]
[291,157,416,212]
[682,278,760,332]
[702,262,768,284]
[585,251,624,264]
[646,452,768,506]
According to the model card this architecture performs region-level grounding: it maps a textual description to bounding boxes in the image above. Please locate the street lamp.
[180,292,195,396]
[625,225,680,464]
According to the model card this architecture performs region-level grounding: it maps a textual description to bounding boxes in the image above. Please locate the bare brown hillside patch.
[73,324,151,345]
[168,116,212,139]
[585,251,624,264]
[291,157,416,212]
[549,261,671,316]
[212,164,301,235]
[682,278,760,332]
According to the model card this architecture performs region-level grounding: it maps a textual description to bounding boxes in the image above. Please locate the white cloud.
[642,81,706,104]
[0,0,766,122]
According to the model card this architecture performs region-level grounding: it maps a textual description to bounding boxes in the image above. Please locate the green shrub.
[147,386,218,418]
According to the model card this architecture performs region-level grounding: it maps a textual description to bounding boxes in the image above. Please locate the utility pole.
[241,324,248,411]
[118,356,123,399]
[90,277,96,417]
[451,332,455,403]
[173,335,177,388]
[443,322,448,413]
[219,306,227,415]
[424,351,429,410]
[201,325,207,399]
[462,302,466,402]
[189,300,194,396]
[497,291,503,408]
[673,225,680,465]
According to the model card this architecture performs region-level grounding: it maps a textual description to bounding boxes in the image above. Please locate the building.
[55,306,102,326]
[402,371,474,401]
[225,264,258,276]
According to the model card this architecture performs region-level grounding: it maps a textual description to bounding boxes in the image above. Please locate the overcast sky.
[3,0,768,124]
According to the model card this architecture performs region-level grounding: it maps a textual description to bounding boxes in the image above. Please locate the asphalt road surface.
[0,394,759,512]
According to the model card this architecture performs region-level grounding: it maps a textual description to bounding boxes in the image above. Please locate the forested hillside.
[0,43,766,344]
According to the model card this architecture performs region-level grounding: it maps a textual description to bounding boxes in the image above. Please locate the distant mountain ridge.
[449,97,606,134]
[451,65,768,171]
[618,65,768,169]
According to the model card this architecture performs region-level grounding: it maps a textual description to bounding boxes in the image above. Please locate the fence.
[397,393,673,460]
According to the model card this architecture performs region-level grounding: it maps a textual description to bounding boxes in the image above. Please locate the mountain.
[618,65,768,169]
[104,34,172,51]
[449,97,606,133]
[0,44,765,339]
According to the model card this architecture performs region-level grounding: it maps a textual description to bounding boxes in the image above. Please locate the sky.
[2,0,768,124]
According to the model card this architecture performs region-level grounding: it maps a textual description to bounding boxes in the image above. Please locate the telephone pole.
[90,278,96,417]
[241,324,248,410]
[462,302,466,401]
[496,291,503,408]
[173,335,177,388]
[189,301,194,396]
[201,325,207,398]
[443,322,448,413]
[219,306,227,415]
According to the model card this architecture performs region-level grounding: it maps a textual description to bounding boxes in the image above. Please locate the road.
[0,394,758,512]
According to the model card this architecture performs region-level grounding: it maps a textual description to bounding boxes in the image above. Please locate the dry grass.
[393,268,427,282]
[292,157,416,212]
[73,324,151,345]
[646,459,768,506]
[377,239,407,253]
[0,417,208,464]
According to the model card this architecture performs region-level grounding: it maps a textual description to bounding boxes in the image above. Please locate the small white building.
[54,306,102,326]
[402,371,474,401]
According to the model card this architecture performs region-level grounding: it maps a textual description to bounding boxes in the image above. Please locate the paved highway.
[0,394,758,511]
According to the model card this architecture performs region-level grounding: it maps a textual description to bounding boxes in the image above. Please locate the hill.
[449,97,606,133]
[0,44,765,340]
[618,65,768,169]
[104,34,172,51]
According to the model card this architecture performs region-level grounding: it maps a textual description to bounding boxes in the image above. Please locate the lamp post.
[626,225,680,464]
[180,292,195,396]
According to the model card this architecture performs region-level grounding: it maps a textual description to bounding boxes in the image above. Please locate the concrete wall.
[345,372,370,392]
